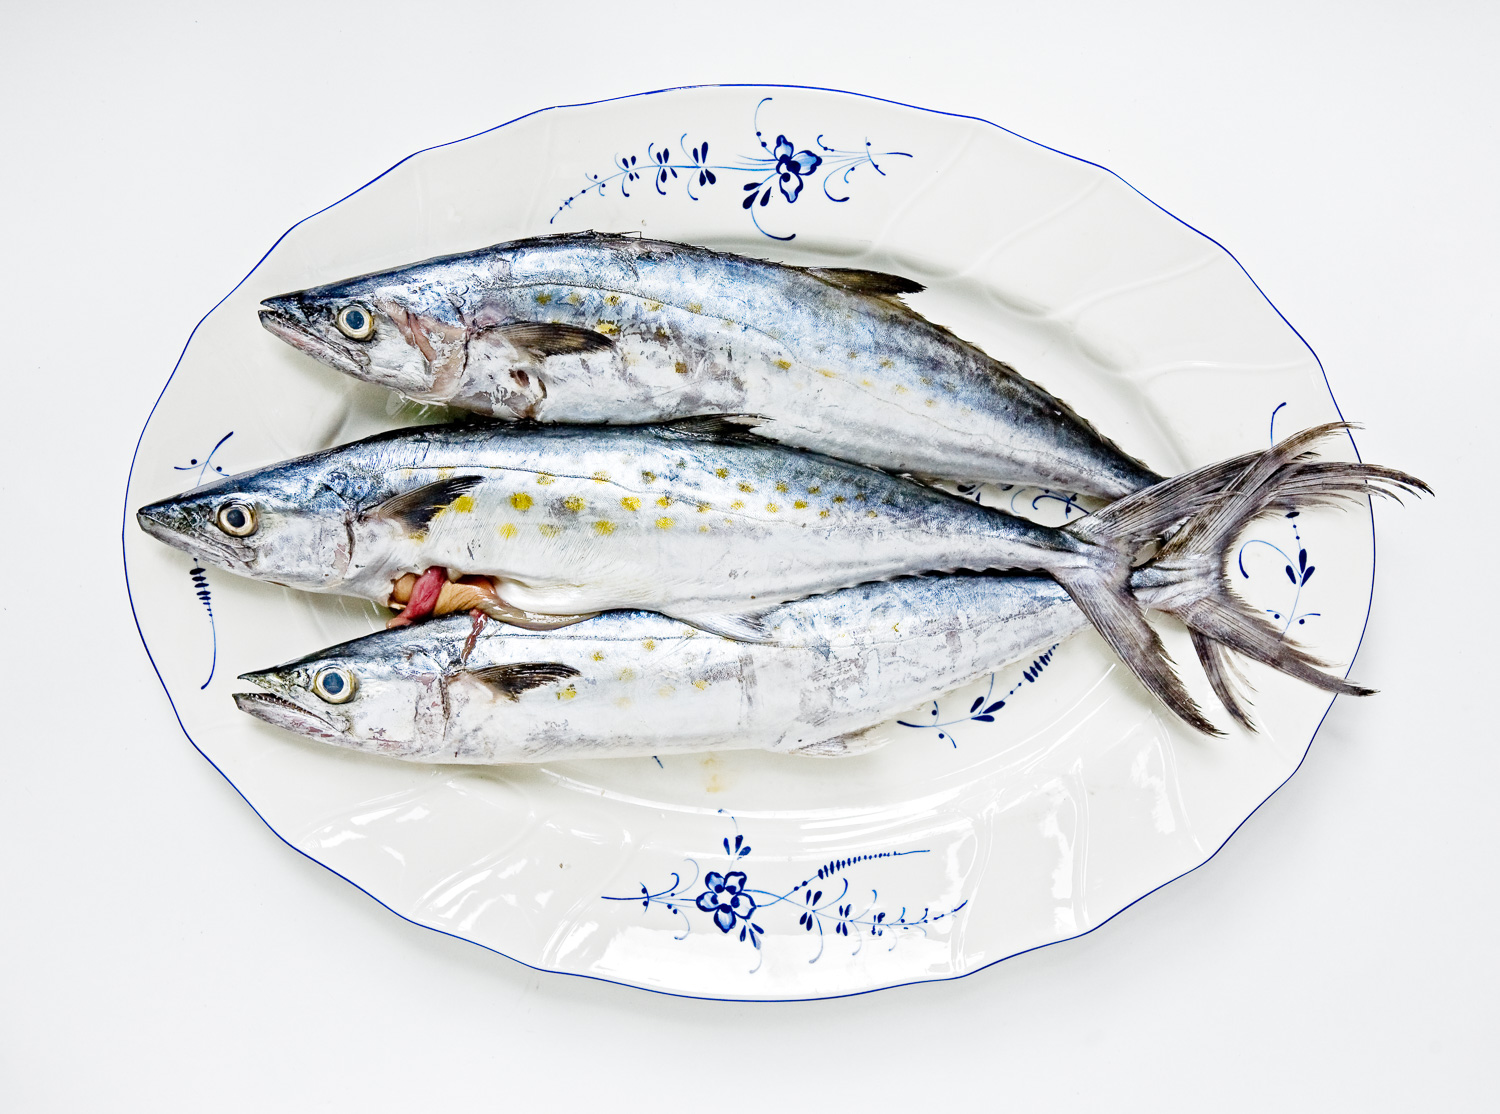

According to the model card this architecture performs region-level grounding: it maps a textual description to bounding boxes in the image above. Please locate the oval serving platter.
[124,85,1370,1000]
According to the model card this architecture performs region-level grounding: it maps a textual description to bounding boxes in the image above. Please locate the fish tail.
[1059,423,1428,733]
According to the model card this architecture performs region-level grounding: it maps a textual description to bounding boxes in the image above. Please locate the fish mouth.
[136,504,242,565]
[258,303,368,374]
[233,691,346,742]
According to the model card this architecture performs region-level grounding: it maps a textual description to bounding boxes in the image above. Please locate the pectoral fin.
[480,322,616,359]
[368,476,485,535]
[464,662,582,701]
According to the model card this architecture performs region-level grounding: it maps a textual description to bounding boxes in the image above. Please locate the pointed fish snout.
[258,305,368,374]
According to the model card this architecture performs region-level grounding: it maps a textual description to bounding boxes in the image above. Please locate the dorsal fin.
[367,475,485,534]
[800,267,925,298]
[464,662,582,701]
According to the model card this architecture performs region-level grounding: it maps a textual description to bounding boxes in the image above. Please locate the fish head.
[234,631,455,759]
[259,267,472,401]
[136,468,355,590]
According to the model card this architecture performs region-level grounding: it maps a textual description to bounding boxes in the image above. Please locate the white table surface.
[3,3,1494,1109]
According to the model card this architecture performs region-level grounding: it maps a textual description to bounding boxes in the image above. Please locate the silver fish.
[258,233,1165,499]
[141,421,1421,733]
[232,444,1421,760]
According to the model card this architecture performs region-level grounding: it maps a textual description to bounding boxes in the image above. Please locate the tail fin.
[1061,424,1428,734]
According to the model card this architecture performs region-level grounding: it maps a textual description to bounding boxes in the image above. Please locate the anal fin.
[673,611,776,643]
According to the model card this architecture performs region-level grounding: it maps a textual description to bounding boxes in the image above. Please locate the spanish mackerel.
[232,444,1422,759]
[258,232,1164,499]
[138,421,1422,733]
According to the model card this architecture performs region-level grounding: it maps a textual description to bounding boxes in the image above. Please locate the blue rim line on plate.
[120,82,1378,1002]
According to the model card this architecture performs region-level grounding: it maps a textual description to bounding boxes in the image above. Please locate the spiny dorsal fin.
[367,475,485,534]
[464,662,582,701]
[800,267,925,299]
[480,322,615,359]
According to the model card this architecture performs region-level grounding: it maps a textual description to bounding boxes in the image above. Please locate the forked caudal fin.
[1060,424,1429,735]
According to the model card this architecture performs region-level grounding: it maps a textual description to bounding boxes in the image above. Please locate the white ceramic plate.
[124,85,1371,1000]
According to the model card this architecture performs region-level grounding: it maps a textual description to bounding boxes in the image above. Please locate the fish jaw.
[258,301,368,376]
[233,692,350,744]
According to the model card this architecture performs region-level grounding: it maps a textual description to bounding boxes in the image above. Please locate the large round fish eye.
[335,304,377,340]
[215,501,258,537]
[312,666,358,704]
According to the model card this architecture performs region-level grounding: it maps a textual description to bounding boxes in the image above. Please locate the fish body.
[259,233,1164,499]
[235,574,1094,763]
[137,419,1092,635]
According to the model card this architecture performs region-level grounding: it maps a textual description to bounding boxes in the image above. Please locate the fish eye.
[335,304,377,340]
[312,666,357,704]
[215,501,258,537]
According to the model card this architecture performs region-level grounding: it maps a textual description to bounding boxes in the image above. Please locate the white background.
[3,2,1494,1109]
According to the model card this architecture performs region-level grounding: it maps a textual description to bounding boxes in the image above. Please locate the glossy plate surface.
[124,85,1368,1000]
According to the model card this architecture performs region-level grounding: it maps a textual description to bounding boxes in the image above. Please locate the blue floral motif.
[174,432,235,689]
[552,97,910,241]
[1236,402,1324,633]
[697,870,756,934]
[899,644,1062,747]
[602,820,963,971]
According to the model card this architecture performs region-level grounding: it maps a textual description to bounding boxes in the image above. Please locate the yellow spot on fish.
[775,481,788,493]
[715,467,729,479]
[696,502,709,512]
[437,467,455,480]
[817,368,837,378]
[924,398,935,407]
[847,350,859,359]
[497,523,518,539]
[535,472,555,486]
[656,495,671,508]
[451,494,475,514]
[894,384,908,394]
[596,321,619,336]
[692,679,709,691]
[855,492,866,501]
[674,360,689,375]
[737,481,755,493]
[645,300,662,312]
[641,471,657,483]
[593,520,615,535]
[699,524,710,533]
[642,640,656,651]
[867,510,878,518]
[687,301,703,314]
[723,517,734,525]
[861,378,873,387]
[567,292,582,305]
[535,292,551,305]
[920,376,932,386]
[880,358,894,368]
[591,470,609,484]
[562,495,586,512]
[604,294,620,306]
[808,485,821,494]
[556,684,577,701]
[621,496,641,511]
[510,492,533,511]
[538,523,562,538]
[774,358,792,371]
[591,651,605,661]
[730,500,745,510]
[793,500,808,509]
[656,517,674,530]
[832,495,846,504]
[819,509,830,518]
[618,667,635,682]
[766,503,780,513]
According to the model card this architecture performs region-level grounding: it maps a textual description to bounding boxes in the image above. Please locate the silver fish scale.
[331,423,1085,621]
[265,234,1163,498]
